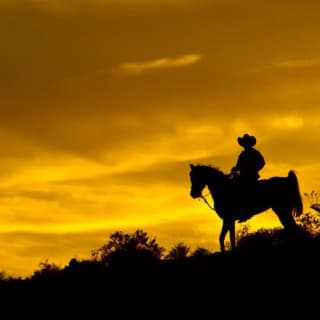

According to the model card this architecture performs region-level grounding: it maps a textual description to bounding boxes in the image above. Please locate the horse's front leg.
[219,219,230,252]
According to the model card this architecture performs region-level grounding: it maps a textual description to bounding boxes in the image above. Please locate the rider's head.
[237,133,256,149]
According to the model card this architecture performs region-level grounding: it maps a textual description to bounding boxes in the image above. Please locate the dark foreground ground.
[1,229,319,320]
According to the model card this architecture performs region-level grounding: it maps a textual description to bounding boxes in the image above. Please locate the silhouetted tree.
[0,271,8,281]
[91,229,165,266]
[31,259,61,279]
[165,242,190,260]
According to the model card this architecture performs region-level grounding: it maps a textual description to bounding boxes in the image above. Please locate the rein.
[200,193,216,211]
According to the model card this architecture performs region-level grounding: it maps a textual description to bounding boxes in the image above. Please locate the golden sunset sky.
[1,0,320,277]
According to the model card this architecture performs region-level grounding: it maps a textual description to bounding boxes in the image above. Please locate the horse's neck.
[207,174,226,199]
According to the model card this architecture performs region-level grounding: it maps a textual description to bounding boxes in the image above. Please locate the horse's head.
[189,164,207,199]
[189,163,226,199]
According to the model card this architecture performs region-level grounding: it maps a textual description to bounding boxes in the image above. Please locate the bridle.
[200,192,216,211]
[191,168,216,212]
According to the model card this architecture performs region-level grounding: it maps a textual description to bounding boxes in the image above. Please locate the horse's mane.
[195,164,227,178]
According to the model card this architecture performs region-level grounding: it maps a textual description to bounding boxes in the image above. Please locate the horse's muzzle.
[190,190,201,199]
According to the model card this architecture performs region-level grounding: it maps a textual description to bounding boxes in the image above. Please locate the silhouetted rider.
[231,133,265,184]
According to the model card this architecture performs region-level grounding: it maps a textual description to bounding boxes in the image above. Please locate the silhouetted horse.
[189,164,303,252]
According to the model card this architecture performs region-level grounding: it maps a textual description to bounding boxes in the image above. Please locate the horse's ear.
[190,164,195,169]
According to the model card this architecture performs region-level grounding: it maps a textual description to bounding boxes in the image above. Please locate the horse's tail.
[288,170,303,217]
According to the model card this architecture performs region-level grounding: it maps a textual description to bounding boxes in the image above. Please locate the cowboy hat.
[237,133,256,148]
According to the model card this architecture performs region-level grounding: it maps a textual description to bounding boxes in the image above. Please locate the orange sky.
[1,0,320,277]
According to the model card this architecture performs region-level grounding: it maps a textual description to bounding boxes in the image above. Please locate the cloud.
[266,115,305,130]
[0,189,67,201]
[271,58,320,69]
[248,58,320,74]
[0,0,220,10]
[119,54,202,75]
[0,229,109,277]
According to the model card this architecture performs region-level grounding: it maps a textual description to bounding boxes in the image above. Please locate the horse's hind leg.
[219,219,229,252]
[229,220,235,250]
[274,207,298,231]
[274,207,302,245]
